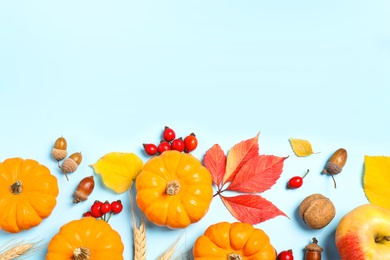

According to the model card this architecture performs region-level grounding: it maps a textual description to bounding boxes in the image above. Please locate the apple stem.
[375,235,390,243]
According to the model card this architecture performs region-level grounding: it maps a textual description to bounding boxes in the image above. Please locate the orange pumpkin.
[46,217,124,260]
[136,150,213,229]
[193,221,276,260]
[0,157,59,233]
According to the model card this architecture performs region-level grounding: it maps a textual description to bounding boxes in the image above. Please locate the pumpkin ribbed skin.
[136,150,213,229]
[46,217,124,260]
[0,157,59,233]
[193,222,276,260]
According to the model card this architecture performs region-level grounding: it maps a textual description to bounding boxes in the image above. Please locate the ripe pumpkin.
[193,221,276,260]
[136,150,213,229]
[0,157,59,233]
[46,217,124,260]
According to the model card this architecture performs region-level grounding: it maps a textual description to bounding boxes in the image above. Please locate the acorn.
[61,152,82,181]
[299,193,335,229]
[73,176,95,203]
[51,136,68,161]
[322,148,347,188]
[305,237,323,260]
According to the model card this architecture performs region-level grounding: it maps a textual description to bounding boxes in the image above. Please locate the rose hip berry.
[143,143,158,156]
[158,141,171,154]
[184,133,198,152]
[277,249,294,260]
[287,169,310,189]
[288,176,303,189]
[83,211,92,217]
[100,201,112,214]
[111,200,123,214]
[90,200,103,218]
[163,126,176,142]
[171,138,185,152]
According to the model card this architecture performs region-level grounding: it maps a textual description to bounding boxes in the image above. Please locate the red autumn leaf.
[223,132,260,185]
[227,155,287,193]
[204,144,226,187]
[220,194,288,224]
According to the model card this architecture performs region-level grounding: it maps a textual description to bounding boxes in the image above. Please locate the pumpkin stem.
[227,253,242,260]
[10,180,23,194]
[73,247,91,260]
[166,180,181,195]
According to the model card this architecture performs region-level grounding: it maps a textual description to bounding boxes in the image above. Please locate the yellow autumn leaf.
[289,138,315,157]
[91,152,143,193]
[363,155,390,210]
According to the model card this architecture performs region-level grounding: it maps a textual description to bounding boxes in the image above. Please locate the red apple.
[335,203,390,260]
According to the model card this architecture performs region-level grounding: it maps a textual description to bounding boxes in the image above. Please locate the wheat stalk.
[158,232,185,260]
[159,247,175,260]
[129,186,147,260]
[0,244,33,259]
[128,185,190,260]
[0,241,38,260]
[133,218,147,260]
[172,249,192,260]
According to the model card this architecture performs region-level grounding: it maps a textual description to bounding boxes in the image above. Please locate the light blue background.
[1,1,390,259]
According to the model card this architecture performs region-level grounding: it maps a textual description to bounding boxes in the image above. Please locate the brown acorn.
[73,176,95,203]
[52,136,68,162]
[322,148,347,188]
[61,152,82,181]
[305,237,323,260]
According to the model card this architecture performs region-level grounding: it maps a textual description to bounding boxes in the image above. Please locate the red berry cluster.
[83,200,123,222]
[143,126,198,156]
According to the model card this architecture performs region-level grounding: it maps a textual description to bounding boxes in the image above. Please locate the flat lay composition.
[1,1,390,259]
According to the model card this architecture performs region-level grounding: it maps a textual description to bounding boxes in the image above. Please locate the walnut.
[299,193,335,229]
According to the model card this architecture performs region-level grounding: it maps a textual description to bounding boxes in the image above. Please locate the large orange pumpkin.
[136,150,213,229]
[193,222,276,260]
[0,157,59,233]
[46,217,124,260]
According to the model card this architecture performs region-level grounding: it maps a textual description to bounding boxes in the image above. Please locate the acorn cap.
[61,157,79,173]
[73,190,88,203]
[51,148,68,161]
[305,237,323,252]
[323,161,342,175]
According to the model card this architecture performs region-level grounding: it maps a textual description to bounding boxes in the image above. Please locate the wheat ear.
[133,218,147,260]
[158,232,184,260]
[172,247,192,260]
[0,243,34,260]
[129,186,147,260]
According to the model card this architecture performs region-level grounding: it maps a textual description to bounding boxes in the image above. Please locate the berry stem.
[106,212,113,223]
[302,169,310,178]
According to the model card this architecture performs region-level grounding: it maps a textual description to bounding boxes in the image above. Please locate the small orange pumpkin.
[46,217,124,260]
[136,150,213,229]
[193,221,276,260]
[0,157,59,233]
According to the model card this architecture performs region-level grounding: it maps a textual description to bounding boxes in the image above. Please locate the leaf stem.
[213,188,227,197]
